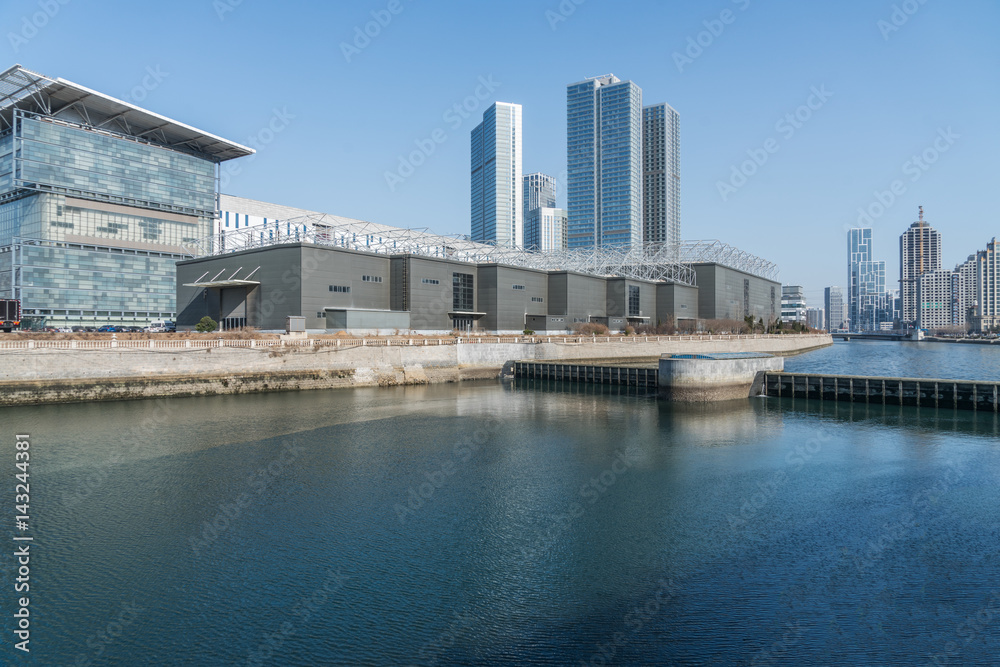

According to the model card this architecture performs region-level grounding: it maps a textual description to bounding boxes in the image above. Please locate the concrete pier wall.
[0,334,831,406]
[659,355,785,401]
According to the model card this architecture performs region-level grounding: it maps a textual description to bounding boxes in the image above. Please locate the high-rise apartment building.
[899,206,942,327]
[848,228,887,331]
[566,74,642,249]
[524,207,567,252]
[471,102,523,247]
[806,307,825,330]
[0,65,251,329]
[523,173,556,219]
[976,238,1000,332]
[955,254,978,327]
[915,269,955,330]
[642,102,680,246]
[824,286,845,331]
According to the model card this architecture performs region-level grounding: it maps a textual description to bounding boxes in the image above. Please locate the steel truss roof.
[188,215,779,285]
[680,240,779,282]
[0,64,252,161]
[188,213,699,285]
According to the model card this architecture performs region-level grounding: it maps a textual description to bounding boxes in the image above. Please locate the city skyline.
[6,0,995,304]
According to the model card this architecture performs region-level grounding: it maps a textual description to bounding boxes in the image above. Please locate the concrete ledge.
[659,353,785,401]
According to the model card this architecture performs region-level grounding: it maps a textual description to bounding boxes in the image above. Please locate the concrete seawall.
[0,334,831,406]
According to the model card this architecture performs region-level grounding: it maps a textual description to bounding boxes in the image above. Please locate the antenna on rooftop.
[918,206,924,222]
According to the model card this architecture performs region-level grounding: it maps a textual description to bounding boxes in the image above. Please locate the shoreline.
[0,334,831,407]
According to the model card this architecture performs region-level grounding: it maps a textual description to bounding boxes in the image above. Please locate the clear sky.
[4,0,998,306]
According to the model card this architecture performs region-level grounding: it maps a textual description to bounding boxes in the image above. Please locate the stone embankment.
[0,334,831,406]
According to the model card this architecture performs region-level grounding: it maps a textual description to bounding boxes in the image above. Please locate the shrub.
[523,329,535,335]
[624,325,636,336]
[195,316,218,333]
[574,322,610,335]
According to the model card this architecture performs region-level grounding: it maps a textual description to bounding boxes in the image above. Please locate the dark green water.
[2,342,1000,665]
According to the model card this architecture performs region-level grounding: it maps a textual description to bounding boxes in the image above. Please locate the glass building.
[524,207,567,252]
[0,65,251,328]
[847,228,887,331]
[642,102,680,246]
[471,102,522,247]
[523,172,556,220]
[566,75,642,249]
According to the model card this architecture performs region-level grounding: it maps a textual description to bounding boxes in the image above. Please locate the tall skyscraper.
[566,74,642,249]
[523,173,556,219]
[955,254,978,327]
[471,102,523,247]
[848,228,887,331]
[899,206,942,327]
[642,102,680,246]
[824,286,845,331]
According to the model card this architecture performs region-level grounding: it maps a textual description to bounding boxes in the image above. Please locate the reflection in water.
[3,380,1000,665]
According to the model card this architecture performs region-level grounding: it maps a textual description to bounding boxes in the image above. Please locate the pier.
[511,361,659,388]
[764,372,1000,411]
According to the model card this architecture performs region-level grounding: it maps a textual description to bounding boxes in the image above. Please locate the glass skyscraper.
[566,75,642,249]
[848,228,887,331]
[523,172,556,219]
[471,102,523,247]
[0,65,251,328]
[642,102,680,246]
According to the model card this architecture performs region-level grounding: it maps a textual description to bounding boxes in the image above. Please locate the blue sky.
[4,0,998,306]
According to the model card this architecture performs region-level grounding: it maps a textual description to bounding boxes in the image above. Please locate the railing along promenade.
[0,333,797,351]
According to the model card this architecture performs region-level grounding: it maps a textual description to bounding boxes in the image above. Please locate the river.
[2,340,999,665]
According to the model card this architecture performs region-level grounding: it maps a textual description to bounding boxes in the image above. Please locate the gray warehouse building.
[178,199,779,333]
[176,241,779,334]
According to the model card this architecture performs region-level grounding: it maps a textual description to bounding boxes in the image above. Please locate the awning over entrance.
[183,279,260,288]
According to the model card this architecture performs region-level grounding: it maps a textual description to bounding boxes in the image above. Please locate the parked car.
[97,325,117,332]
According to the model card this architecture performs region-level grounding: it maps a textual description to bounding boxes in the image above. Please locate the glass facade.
[567,75,642,249]
[470,103,522,247]
[642,103,681,246]
[0,107,228,327]
[524,207,567,252]
[452,272,474,312]
[848,228,887,331]
[16,116,216,216]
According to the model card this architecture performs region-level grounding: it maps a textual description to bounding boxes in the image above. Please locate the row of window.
[362,275,382,283]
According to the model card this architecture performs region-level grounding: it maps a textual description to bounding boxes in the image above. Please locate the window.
[453,273,474,311]
[329,285,350,293]
[531,296,543,303]
[512,284,525,290]
[628,285,640,317]
[362,275,382,283]
[317,312,324,318]
[421,278,439,285]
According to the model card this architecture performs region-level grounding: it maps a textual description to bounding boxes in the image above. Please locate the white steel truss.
[187,213,778,285]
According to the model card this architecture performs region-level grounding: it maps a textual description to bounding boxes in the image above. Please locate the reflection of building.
[471,102,523,247]
[781,285,806,323]
[900,207,942,327]
[0,65,251,329]
[642,102,680,246]
[848,228,886,331]
[567,74,643,249]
